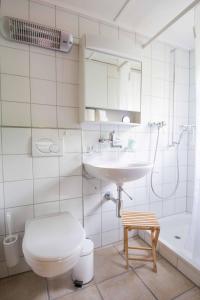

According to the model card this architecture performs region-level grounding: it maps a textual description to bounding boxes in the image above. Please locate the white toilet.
[22,212,85,278]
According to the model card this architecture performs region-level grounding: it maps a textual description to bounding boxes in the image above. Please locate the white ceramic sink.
[83,154,153,185]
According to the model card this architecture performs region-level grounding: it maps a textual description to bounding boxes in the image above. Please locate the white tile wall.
[30,52,56,81]
[34,178,59,204]
[30,1,55,27]
[0,0,191,278]
[3,155,33,181]
[2,102,31,127]
[0,47,29,77]
[33,157,59,178]
[31,79,56,106]
[4,180,33,208]
[1,74,30,103]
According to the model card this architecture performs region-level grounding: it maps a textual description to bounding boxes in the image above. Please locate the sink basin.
[83,154,153,185]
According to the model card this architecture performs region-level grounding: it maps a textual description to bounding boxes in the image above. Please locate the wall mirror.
[79,34,142,125]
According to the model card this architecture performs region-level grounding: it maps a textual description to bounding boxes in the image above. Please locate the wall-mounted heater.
[0,16,73,53]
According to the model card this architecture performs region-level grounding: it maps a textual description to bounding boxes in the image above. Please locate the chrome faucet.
[99,131,122,148]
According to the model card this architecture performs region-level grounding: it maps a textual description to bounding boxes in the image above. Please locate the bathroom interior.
[0,0,200,299]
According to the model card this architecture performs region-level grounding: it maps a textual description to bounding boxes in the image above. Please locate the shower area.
[140,2,200,284]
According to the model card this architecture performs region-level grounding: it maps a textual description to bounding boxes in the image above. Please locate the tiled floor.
[0,237,200,300]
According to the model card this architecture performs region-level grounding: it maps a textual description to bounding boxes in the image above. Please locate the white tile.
[82,130,100,153]
[84,213,101,235]
[3,155,33,181]
[56,58,78,84]
[59,153,82,176]
[30,1,55,26]
[0,209,5,235]
[152,60,165,79]
[102,210,119,232]
[30,52,56,81]
[2,102,31,127]
[176,49,189,68]
[0,157,3,182]
[60,197,83,219]
[4,180,33,208]
[33,157,59,178]
[152,78,164,98]
[2,128,31,154]
[60,129,82,153]
[163,199,175,216]
[83,178,100,196]
[102,229,119,246]
[0,0,29,19]
[31,79,56,105]
[56,8,78,37]
[175,197,186,213]
[34,201,59,217]
[142,57,151,77]
[176,182,187,198]
[60,176,82,200]
[100,23,118,39]
[8,257,30,276]
[57,82,78,107]
[0,183,4,209]
[149,201,162,218]
[84,193,101,216]
[1,74,30,102]
[31,104,57,128]
[0,47,29,76]
[57,106,79,128]
[0,262,8,278]
[152,41,165,62]
[175,66,189,85]
[174,84,189,102]
[79,17,99,36]
[5,205,33,233]
[34,177,59,203]
[32,128,59,140]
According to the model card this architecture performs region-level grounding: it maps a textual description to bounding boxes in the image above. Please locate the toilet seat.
[22,212,85,278]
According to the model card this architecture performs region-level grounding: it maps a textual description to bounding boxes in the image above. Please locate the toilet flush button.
[50,144,59,153]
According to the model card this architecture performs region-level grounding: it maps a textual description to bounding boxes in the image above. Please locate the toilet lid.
[23,212,85,262]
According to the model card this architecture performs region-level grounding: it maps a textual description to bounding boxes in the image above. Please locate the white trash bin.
[72,239,94,286]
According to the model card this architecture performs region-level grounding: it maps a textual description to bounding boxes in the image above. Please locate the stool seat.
[121,210,160,272]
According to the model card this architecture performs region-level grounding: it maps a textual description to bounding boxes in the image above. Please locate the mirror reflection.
[84,49,142,112]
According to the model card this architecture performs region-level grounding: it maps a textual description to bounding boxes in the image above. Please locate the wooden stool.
[121,210,160,272]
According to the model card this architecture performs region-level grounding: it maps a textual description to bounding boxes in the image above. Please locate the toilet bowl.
[22,212,85,278]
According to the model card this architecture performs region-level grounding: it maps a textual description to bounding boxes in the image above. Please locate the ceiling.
[41,0,195,49]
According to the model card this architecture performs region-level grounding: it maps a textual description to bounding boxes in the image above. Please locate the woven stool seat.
[121,210,160,272]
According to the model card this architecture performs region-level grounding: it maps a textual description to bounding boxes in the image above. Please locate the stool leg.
[155,228,160,248]
[124,227,129,269]
[123,227,126,253]
[151,229,157,272]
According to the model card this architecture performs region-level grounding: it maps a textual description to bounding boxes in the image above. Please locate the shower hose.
[151,126,185,200]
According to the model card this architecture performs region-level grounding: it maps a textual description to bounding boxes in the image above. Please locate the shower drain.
[174,235,181,239]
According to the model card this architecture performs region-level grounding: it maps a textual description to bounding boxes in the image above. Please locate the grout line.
[45,277,51,300]
[172,286,198,300]
[131,267,160,300]
[28,0,35,218]
[95,282,105,300]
